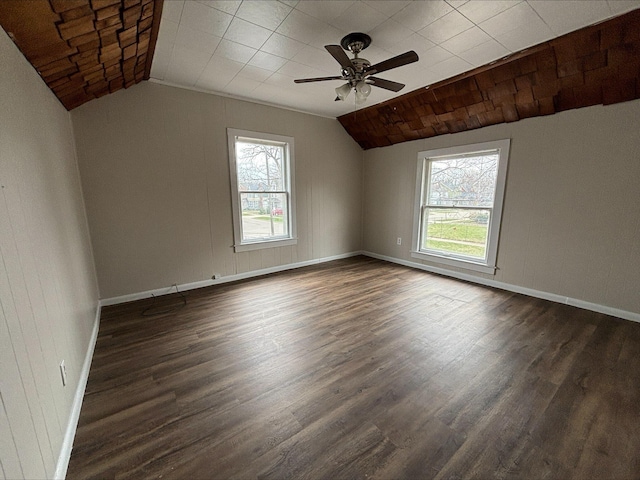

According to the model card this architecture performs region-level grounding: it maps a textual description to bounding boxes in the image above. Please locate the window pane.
[240,192,288,240]
[236,141,285,191]
[422,208,490,259]
[427,154,498,207]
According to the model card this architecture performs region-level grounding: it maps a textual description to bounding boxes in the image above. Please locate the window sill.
[234,238,297,253]
[410,251,496,275]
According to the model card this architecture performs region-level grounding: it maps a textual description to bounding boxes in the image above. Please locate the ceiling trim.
[338,9,640,150]
[0,0,164,110]
[148,77,338,120]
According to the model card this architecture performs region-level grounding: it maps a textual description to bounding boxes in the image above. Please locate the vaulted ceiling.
[150,0,639,118]
[1,1,639,149]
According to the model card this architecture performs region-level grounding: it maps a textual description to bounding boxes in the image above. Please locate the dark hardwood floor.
[67,256,640,479]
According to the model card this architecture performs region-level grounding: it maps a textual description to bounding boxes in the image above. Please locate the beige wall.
[363,99,640,315]
[0,28,99,478]
[72,82,363,299]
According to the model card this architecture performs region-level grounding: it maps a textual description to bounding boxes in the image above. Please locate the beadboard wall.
[0,27,99,479]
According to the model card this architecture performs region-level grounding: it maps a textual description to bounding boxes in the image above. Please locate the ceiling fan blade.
[294,76,343,83]
[325,44,354,70]
[368,77,405,92]
[365,51,419,75]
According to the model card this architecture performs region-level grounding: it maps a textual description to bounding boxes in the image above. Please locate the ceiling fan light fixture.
[355,81,371,105]
[335,82,351,101]
[356,81,371,97]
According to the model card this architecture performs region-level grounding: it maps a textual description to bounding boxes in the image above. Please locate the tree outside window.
[227,129,296,252]
[412,140,510,274]
[422,154,499,260]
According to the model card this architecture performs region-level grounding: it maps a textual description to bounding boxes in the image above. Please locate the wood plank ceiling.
[338,9,640,150]
[0,0,163,110]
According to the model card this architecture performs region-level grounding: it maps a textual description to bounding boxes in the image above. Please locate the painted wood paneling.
[0,391,21,479]
[0,26,99,478]
[363,99,640,316]
[0,193,50,478]
[72,82,364,299]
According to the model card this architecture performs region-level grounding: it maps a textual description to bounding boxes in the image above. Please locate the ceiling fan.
[294,32,419,104]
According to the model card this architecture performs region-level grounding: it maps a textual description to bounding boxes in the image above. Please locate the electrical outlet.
[59,360,67,387]
[212,274,221,280]
[397,237,402,245]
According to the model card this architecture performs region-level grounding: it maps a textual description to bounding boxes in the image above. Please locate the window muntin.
[412,140,510,274]
[228,129,296,252]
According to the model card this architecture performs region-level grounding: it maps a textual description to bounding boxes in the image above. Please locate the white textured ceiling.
[150,0,640,118]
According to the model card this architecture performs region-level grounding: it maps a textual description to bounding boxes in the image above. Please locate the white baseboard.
[100,251,364,306]
[54,302,101,480]
[363,251,640,324]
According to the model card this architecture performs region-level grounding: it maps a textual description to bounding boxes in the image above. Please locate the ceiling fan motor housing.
[344,58,371,85]
[340,32,371,55]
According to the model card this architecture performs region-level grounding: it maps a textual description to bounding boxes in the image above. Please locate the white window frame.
[227,128,297,252]
[411,139,510,274]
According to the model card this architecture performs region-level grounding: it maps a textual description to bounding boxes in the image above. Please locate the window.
[411,139,510,274]
[227,129,296,252]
